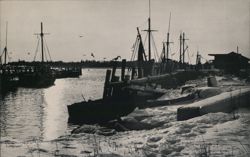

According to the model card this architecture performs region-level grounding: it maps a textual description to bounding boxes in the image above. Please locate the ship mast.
[179,33,182,63]
[4,22,8,65]
[40,22,44,63]
[35,22,49,63]
[143,0,156,61]
[182,32,188,64]
[179,32,188,64]
[148,0,151,60]
[196,51,200,65]
[166,13,173,62]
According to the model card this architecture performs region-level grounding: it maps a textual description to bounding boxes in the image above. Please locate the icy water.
[1,71,250,156]
[0,68,106,141]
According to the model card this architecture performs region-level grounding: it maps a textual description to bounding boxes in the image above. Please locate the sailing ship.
[18,22,55,88]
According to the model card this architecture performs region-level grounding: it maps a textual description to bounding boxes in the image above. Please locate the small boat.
[67,97,136,124]
[139,93,196,109]
[54,67,82,79]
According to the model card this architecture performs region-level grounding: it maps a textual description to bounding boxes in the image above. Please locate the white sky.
[0,0,249,63]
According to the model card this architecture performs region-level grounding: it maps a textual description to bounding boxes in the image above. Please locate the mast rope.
[44,45,48,62]
[33,37,40,61]
[134,38,139,60]
[1,49,5,57]
[130,35,139,62]
[169,46,173,59]
[200,55,209,62]
[187,47,190,64]
[131,37,138,62]
[7,54,11,62]
[151,35,159,62]
[143,32,148,53]
[44,38,52,61]
[138,20,148,30]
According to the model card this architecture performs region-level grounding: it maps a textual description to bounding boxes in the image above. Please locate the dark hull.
[55,69,82,79]
[67,97,136,124]
[18,65,55,88]
[0,75,18,94]
[138,93,196,109]
[18,73,55,88]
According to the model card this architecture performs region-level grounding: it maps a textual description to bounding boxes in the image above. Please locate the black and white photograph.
[0,0,250,156]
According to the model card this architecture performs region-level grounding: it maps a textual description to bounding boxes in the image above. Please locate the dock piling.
[111,61,117,82]
[131,67,136,80]
[121,59,126,81]
[103,69,111,98]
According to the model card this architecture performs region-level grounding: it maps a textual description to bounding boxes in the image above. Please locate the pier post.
[121,59,126,81]
[103,69,111,98]
[111,61,117,82]
[131,67,136,80]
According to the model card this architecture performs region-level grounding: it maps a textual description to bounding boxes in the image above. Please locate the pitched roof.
[208,51,250,60]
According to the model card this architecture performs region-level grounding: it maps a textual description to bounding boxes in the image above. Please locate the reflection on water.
[0,69,106,141]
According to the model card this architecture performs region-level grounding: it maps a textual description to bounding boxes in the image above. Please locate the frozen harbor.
[1,0,250,156]
[1,69,250,157]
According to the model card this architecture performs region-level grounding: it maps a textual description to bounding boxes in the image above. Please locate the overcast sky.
[0,0,249,63]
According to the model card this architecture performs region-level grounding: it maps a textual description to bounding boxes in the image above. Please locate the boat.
[54,67,82,79]
[67,96,136,124]
[18,22,55,88]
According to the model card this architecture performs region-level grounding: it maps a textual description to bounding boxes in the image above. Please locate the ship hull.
[67,97,136,124]
[18,74,55,88]
[18,65,55,88]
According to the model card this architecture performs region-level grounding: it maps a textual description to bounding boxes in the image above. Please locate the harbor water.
[0,69,250,157]
[0,68,106,141]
